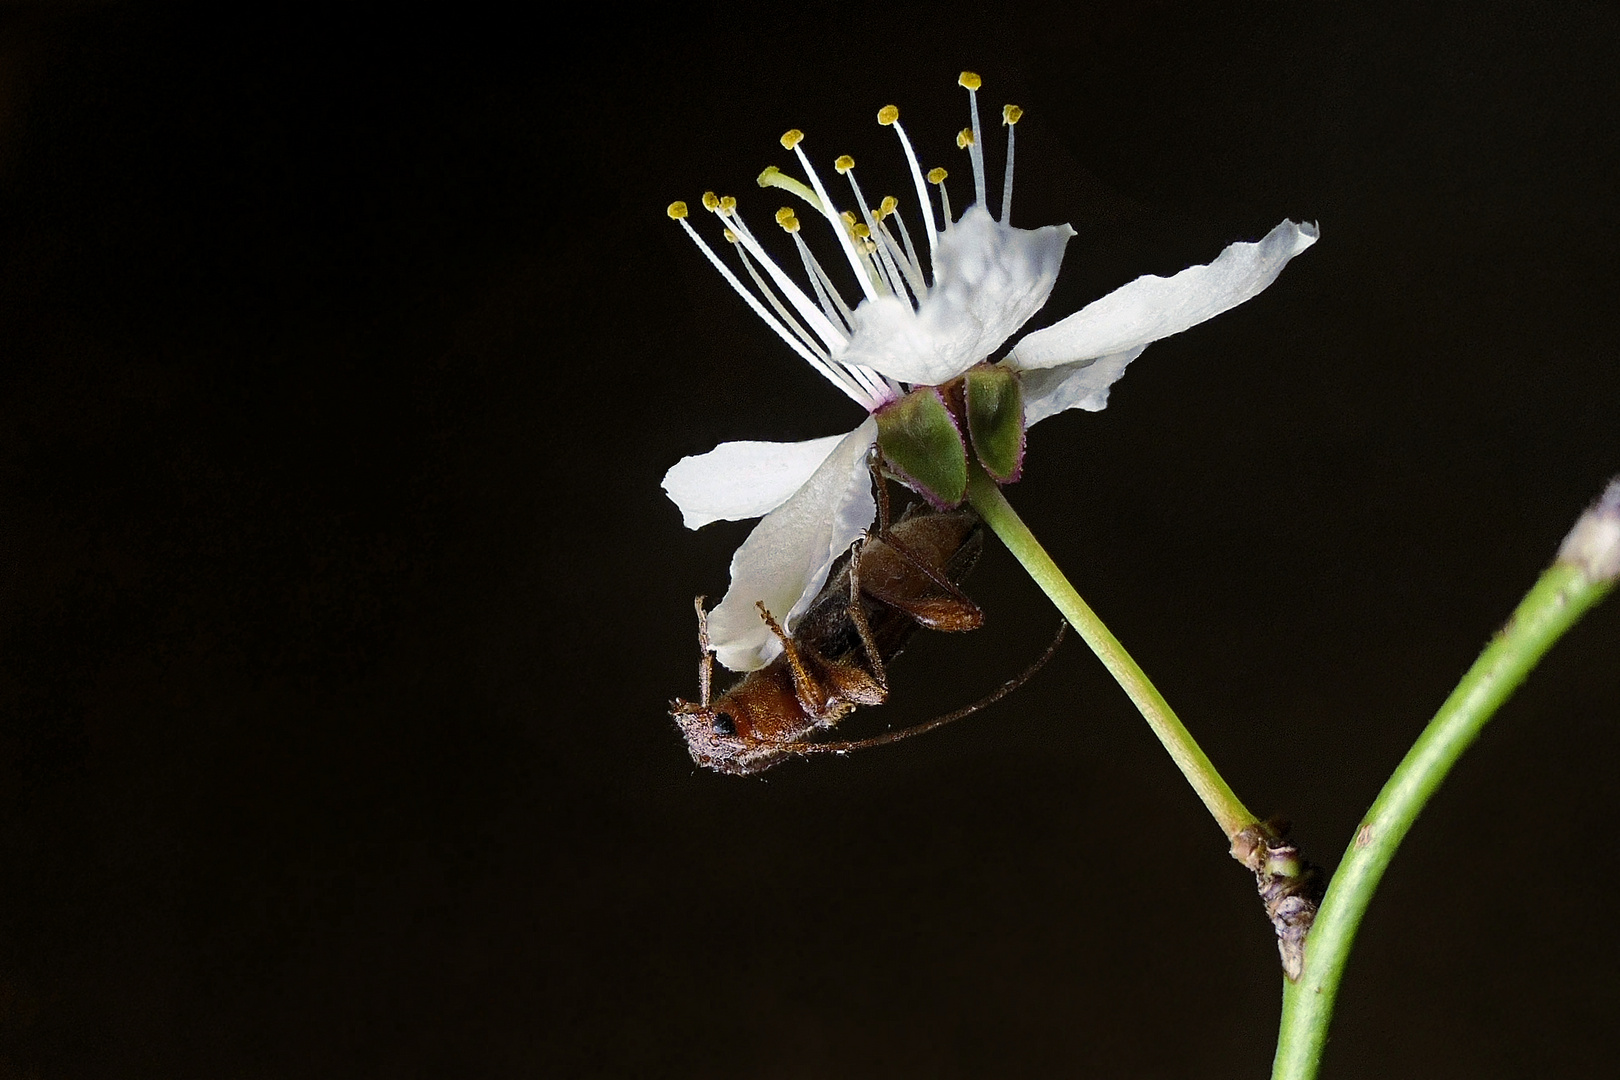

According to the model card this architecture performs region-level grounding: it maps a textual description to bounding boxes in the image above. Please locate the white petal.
[837,206,1075,385]
[662,433,850,530]
[1020,346,1148,426]
[706,417,879,672]
[1006,220,1318,371]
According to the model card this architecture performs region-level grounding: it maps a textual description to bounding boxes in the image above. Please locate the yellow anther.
[877,195,898,219]
[927,167,948,184]
[774,207,800,233]
[722,228,738,243]
[877,104,899,126]
[667,201,689,220]
[718,195,737,215]
[841,210,857,225]
[1002,104,1023,125]
[780,129,804,149]
[958,71,982,91]
[956,127,975,149]
[852,222,871,239]
[860,238,878,254]
[701,191,720,211]
[834,154,855,174]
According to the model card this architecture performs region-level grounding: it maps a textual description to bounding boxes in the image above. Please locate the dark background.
[2,2,1617,1077]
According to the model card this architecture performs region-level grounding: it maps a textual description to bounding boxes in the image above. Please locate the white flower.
[663,74,1318,672]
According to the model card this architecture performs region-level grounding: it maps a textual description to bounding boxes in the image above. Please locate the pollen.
[956,128,975,149]
[701,191,720,212]
[780,128,805,149]
[667,201,689,220]
[834,154,855,174]
[958,71,982,91]
[927,167,948,184]
[876,104,899,126]
[1002,104,1023,125]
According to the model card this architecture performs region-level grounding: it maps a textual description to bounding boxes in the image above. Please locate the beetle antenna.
[796,621,1066,756]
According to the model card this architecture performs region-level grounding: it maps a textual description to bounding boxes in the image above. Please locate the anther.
[718,195,737,215]
[1002,104,1023,125]
[852,222,871,239]
[958,71,982,91]
[774,206,800,233]
[834,154,855,174]
[877,195,898,219]
[701,191,720,212]
[780,129,804,150]
[956,128,975,149]
[840,210,857,225]
[667,201,689,220]
[722,228,738,243]
[876,104,899,126]
[927,167,948,184]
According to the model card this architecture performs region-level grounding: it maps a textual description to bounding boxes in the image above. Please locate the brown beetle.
[670,500,1062,775]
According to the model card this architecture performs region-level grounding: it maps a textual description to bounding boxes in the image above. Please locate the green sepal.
[875,387,969,508]
[964,363,1026,483]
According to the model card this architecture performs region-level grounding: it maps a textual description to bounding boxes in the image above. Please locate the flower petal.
[1006,220,1318,371]
[1019,346,1147,426]
[706,417,880,672]
[662,432,850,530]
[837,206,1075,385]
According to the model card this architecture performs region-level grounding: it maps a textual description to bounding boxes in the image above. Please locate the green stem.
[965,468,1257,839]
[1272,559,1616,1080]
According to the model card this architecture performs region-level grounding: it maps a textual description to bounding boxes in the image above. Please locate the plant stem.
[965,468,1257,839]
[1271,557,1617,1080]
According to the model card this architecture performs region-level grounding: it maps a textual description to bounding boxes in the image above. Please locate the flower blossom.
[664,73,1317,672]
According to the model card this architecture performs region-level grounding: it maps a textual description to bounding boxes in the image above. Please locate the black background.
[2,2,1617,1077]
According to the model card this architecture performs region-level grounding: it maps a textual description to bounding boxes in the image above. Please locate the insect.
[670,496,1065,775]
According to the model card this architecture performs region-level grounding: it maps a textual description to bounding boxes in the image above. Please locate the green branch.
[1272,480,1619,1080]
[966,467,1257,840]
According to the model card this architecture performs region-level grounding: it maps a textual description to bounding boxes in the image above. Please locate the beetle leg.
[867,450,893,535]
[692,595,713,709]
[755,601,831,713]
[845,536,888,693]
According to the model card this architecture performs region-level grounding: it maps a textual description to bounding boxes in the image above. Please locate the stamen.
[1001,104,1022,224]
[879,105,940,265]
[928,166,953,232]
[715,200,848,352]
[667,201,688,219]
[732,241,832,362]
[836,157,911,301]
[784,133,882,304]
[879,195,926,287]
[792,231,856,330]
[958,71,988,209]
[867,211,926,299]
[669,209,876,409]
[757,165,825,214]
[791,230,854,334]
